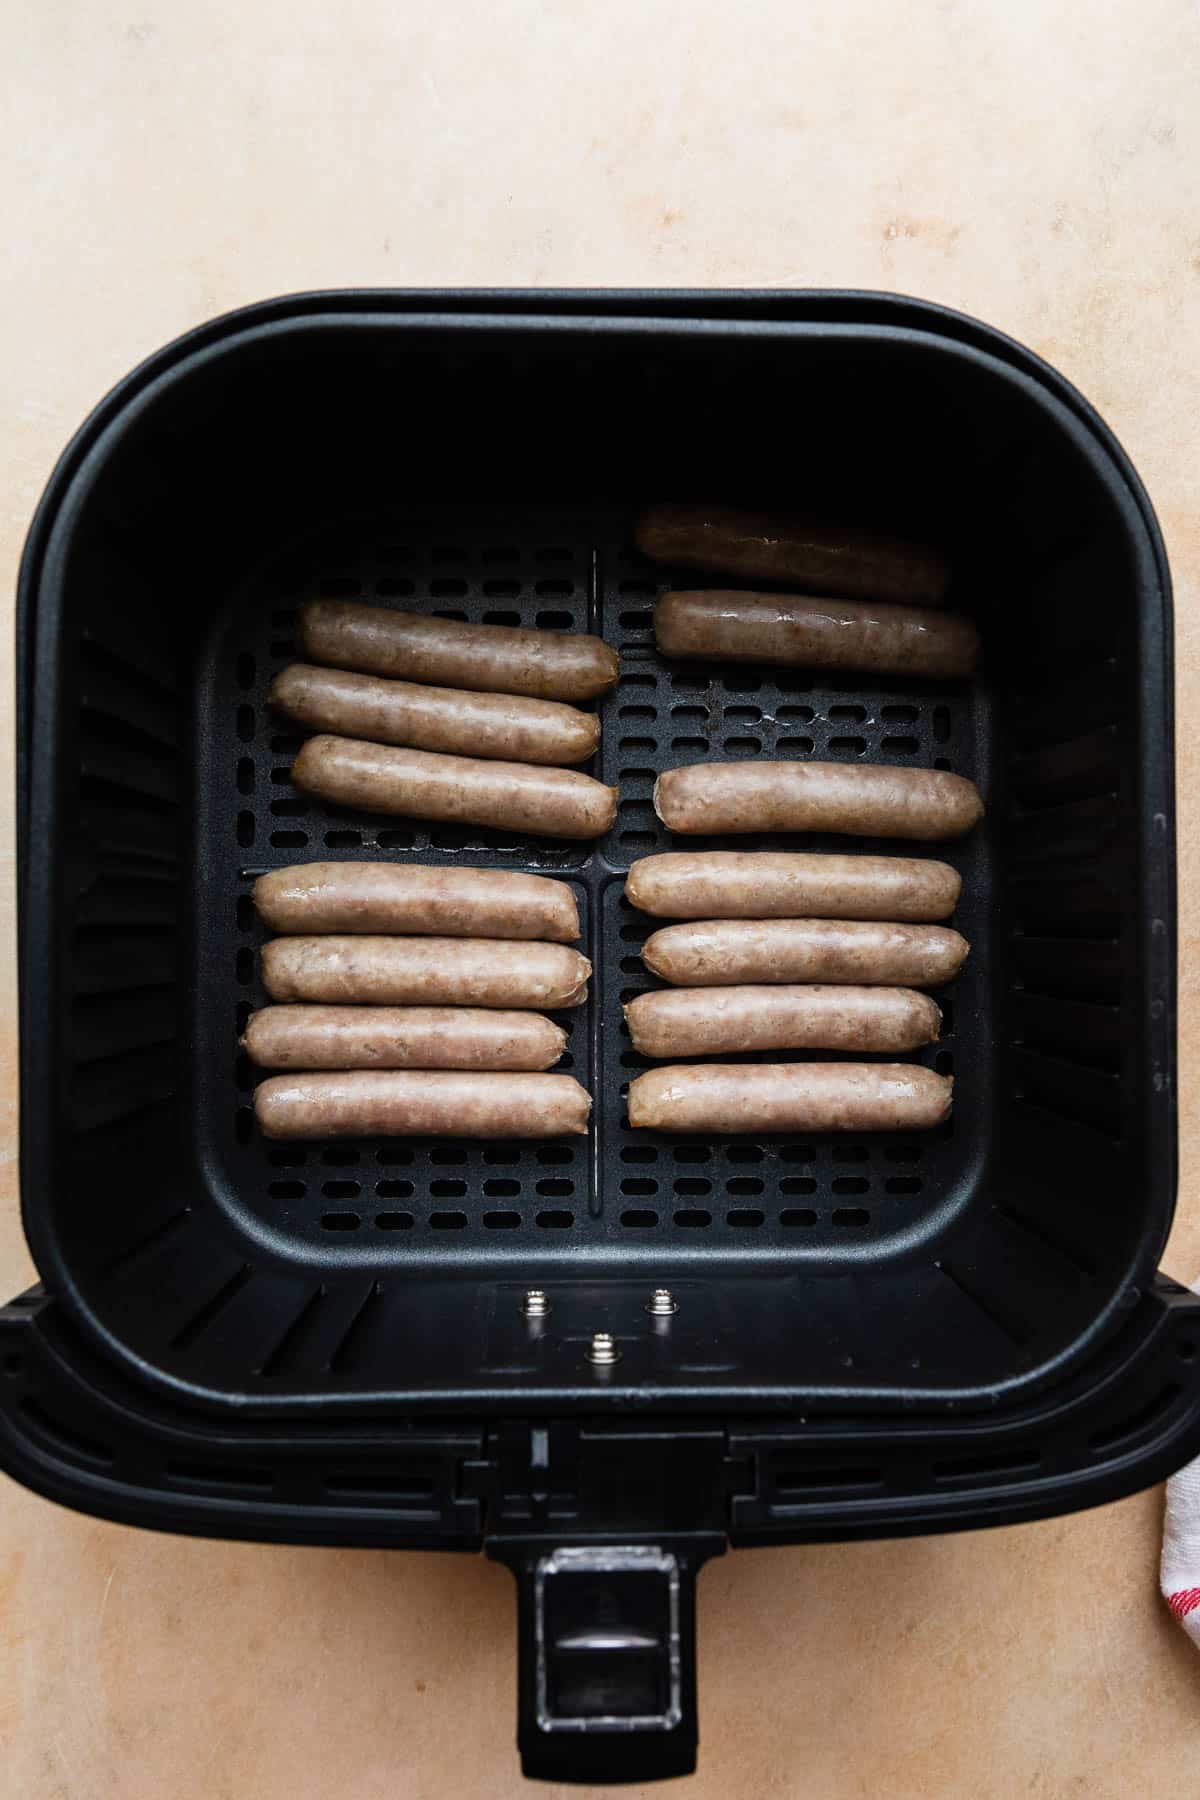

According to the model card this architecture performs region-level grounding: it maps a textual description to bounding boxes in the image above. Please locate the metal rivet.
[521,1289,550,1318]
[646,1287,678,1316]
[588,1330,620,1366]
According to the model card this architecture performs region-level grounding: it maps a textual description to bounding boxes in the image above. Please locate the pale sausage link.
[293,736,617,840]
[627,1063,952,1133]
[653,761,983,841]
[255,1070,592,1139]
[625,985,941,1057]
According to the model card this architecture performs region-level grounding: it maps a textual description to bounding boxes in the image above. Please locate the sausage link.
[255,1070,591,1139]
[270,663,600,766]
[242,1005,567,1071]
[625,985,941,1057]
[253,863,580,942]
[626,852,960,922]
[627,1062,952,1133]
[641,919,968,988]
[300,599,619,701]
[636,503,948,606]
[261,936,590,1008]
[654,761,983,841]
[656,590,977,681]
[292,736,616,840]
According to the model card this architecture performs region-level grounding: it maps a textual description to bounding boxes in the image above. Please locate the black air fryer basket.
[5,291,1198,1784]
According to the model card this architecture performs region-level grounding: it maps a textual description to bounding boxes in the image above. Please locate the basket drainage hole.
[1179,1339,1197,1362]
[674,1209,711,1228]
[832,1208,870,1227]
[780,1209,817,1226]
[621,1210,658,1227]
[429,1211,467,1229]
[322,1181,360,1199]
[536,1210,575,1228]
[321,1212,361,1231]
[375,1211,413,1230]
[727,1209,765,1227]
[483,1210,521,1229]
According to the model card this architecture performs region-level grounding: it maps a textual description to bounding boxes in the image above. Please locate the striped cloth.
[1162,1433,1200,1647]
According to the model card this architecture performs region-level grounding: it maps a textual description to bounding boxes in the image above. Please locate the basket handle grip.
[497,1542,707,1785]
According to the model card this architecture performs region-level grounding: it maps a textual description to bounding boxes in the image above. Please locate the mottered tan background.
[3,2,1200,1795]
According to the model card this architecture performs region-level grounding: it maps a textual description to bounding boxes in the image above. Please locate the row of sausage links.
[252,1063,950,1140]
[252,854,964,939]
[639,504,970,680]
[255,920,961,1008]
[242,983,942,1072]
[285,745,982,844]
[286,601,618,831]
[288,595,971,759]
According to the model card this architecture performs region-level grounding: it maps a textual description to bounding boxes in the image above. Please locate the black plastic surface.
[15,294,1176,1421]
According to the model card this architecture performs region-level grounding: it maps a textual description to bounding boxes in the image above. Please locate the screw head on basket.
[646,1287,679,1317]
[587,1330,620,1366]
[521,1288,550,1318]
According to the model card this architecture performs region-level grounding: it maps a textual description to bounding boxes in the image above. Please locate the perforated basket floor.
[194,503,990,1266]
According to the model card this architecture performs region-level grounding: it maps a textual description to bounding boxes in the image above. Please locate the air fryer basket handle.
[495,1543,710,1785]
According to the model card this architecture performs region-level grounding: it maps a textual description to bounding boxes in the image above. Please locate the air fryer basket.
[6,291,1196,1783]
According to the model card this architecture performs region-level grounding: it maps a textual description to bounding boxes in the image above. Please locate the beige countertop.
[4,3,1200,1794]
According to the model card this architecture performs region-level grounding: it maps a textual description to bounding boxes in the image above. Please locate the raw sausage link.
[270,663,600,765]
[292,736,617,840]
[641,918,967,988]
[625,985,941,1057]
[255,1070,592,1139]
[261,936,590,1008]
[654,761,983,841]
[627,1062,952,1134]
[656,590,978,680]
[300,599,619,701]
[252,863,580,942]
[636,503,948,606]
[242,1005,567,1071]
[626,851,960,922]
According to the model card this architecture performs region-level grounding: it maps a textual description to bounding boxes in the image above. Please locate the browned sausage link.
[253,863,580,942]
[626,851,960,922]
[641,919,967,988]
[635,503,949,606]
[625,985,941,1058]
[292,737,617,841]
[300,599,619,701]
[654,761,983,841]
[270,663,601,766]
[242,1005,568,1071]
[255,1070,592,1139]
[656,591,978,681]
[627,1062,952,1134]
[261,937,590,1008]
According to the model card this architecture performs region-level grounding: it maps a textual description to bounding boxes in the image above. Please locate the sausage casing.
[625,985,941,1057]
[656,590,978,680]
[627,1062,952,1133]
[261,936,590,1008]
[292,736,617,840]
[626,851,960,922]
[654,761,983,841]
[242,1005,568,1071]
[300,599,619,701]
[255,1070,592,1139]
[252,863,580,942]
[636,503,948,606]
[270,663,600,766]
[641,918,967,988]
